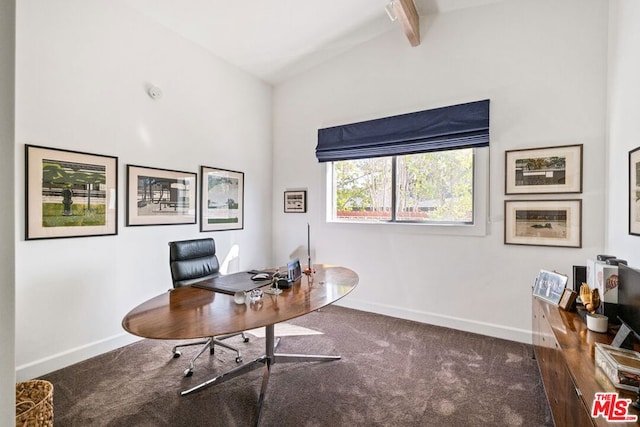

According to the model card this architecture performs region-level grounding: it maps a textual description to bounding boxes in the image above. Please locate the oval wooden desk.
[122,265,358,426]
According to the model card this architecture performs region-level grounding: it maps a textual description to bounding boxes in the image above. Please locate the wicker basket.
[15,380,53,427]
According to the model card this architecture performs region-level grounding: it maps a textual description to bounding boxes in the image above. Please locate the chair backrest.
[168,238,220,288]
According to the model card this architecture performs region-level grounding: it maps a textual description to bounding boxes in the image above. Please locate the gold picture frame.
[558,288,578,311]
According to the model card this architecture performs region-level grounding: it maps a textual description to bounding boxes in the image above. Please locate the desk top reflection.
[122,264,359,340]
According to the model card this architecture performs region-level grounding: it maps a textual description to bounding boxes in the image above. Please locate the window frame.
[324,147,489,237]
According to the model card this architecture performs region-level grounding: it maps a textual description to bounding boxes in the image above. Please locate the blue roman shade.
[315,99,490,162]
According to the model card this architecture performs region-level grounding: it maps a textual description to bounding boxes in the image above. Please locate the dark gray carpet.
[41,306,553,426]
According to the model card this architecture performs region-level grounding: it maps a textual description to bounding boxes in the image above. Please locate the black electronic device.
[572,265,586,294]
[287,258,302,282]
[613,264,640,348]
[274,277,292,289]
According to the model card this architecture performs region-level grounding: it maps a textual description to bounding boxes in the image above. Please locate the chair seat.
[168,238,250,376]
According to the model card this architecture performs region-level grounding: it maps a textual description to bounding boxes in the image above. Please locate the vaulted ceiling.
[124,0,508,85]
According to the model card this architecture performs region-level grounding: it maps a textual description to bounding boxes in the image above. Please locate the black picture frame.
[25,144,118,240]
[630,146,640,236]
[284,190,307,213]
[200,165,244,232]
[504,199,582,248]
[126,165,197,226]
[505,144,583,195]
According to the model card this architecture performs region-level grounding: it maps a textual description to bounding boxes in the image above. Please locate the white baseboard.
[16,333,141,382]
[335,298,533,345]
[16,301,532,381]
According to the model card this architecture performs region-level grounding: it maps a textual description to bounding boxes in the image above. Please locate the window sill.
[326,218,487,237]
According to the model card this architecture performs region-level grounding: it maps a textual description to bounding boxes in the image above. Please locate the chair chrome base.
[172,332,249,377]
[180,324,340,426]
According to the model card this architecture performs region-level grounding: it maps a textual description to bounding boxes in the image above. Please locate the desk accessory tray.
[192,272,264,294]
[594,343,640,392]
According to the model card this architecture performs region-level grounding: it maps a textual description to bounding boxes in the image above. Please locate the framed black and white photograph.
[505,144,583,194]
[504,199,582,248]
[533,269,568,305]
[200,166,244,232]
[25,144,118,240]
[284,190,307,213]
[630,146,640,236]
[126,165,196,226]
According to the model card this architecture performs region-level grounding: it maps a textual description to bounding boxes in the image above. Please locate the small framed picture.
[505,144,583,194]
[126,165,196,226]
[533,269,568,305]
[629,146,640,236]
[284,190,307,213]
[558,288,578,311]
[25,144,118,240]
[504,199,582,248]
[200,166,244,232]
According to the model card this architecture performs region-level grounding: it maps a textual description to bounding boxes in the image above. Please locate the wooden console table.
[532,296,640,426]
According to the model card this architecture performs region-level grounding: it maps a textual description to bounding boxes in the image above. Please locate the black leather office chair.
[168,238,249,377]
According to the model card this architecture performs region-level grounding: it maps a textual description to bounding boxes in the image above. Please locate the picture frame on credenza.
[533,269,568,305]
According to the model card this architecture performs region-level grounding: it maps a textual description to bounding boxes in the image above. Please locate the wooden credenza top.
[533,297,640,427]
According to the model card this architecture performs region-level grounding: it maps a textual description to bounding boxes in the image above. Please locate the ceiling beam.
[394,0,420,47]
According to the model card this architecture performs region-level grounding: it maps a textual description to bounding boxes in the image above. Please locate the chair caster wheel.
[235,357,243,363]
[243,337,250,343]
[184,368,193,377]
[173,351,181,358]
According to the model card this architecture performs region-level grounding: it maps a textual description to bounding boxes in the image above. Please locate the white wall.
[14,0,273,380]
[1,0,16,423]
[606,0,640,267]
[12,0,626,388]
[273,0,609,343]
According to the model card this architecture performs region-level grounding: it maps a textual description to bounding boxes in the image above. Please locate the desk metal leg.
[255,357,272,427]
[181,323,341,426]
[180,355,266,396]
[274,353,341,363]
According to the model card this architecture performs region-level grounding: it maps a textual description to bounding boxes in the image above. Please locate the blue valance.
[315,99,490,162]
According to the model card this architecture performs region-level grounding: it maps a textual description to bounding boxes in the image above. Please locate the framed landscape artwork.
[533,269,568,305]
[200,166,244,232]
[126,165,196,226]
[505,144,583,194]
[25,144,118,240]
[630,146,640,236]
[284,190,307,213]
[504,199,582,248]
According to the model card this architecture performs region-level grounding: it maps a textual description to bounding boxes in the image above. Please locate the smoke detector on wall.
[147,85,163,100]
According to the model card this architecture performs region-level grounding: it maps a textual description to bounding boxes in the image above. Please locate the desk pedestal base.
[180,324,340,426]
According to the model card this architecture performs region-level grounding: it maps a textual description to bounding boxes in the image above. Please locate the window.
[329,148,477,224]
[317,100,490,234]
